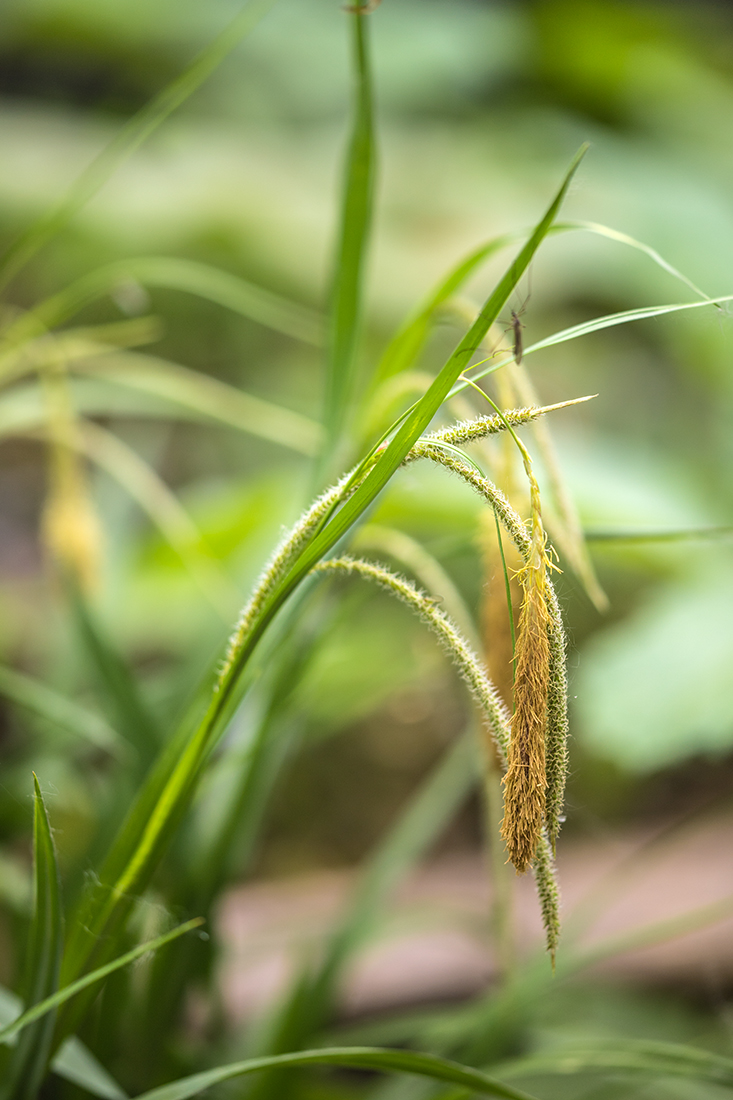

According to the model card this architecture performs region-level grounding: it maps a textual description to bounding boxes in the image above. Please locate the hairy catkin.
[501,579,550,872]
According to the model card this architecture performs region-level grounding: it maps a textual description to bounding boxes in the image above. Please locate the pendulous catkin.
[500,573,550,872]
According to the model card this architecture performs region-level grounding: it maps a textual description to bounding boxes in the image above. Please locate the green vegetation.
[0,0,730,1096]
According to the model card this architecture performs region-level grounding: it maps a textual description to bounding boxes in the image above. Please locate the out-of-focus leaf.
[0,664,125,759]
[133,1046,537,1100]
[74,352,322,456]
[454,293,733,394]
[245,733,477,1100]
[496,1039,733,1088]
[1,777,63,1100]
[3,257,321,355]
[0,855,31,915]
[321,6,376,470]
[0,0,278,291]
[67,584,161,770]
[52,1037,128,1100]
[0,919,203,1048]
[576,573,733,771]
[75,419,236,616]
[373,232,522,387]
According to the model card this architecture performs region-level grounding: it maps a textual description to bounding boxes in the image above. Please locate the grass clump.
[0,2,728,1098]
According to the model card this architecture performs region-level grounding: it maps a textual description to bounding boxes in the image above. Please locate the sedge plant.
[0,2,730,1098]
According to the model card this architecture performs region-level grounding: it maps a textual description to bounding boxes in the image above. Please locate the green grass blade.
[0,665,125,758]
[321,6,377,467]
[257,146,588,626]
[374,232,522,387]
[372,215,711,399]
[74,419,236,615]
[1,258,321,355]
[0,983,126,1099]
[245,734,477,1100]
[54,152,584,1047]
[67,583,161,769]
[329,732,477,964]
[558,220,715,301]
[0,920,203,1049]
[52,1036,128,1100]
[0,0,277,293]
[74,353,322,456]
[133,1047,537,1100]
[585,525,733,543]
[497,1039,733,1087]
[455,293,733,393]
[1,777,63,1100]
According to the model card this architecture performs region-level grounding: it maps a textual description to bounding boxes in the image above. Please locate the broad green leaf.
[0,0,278,292]
[0,920,203,1049]
[576,574,733,771]
[0,665,125,758]
[321,7,377,470]
[1,258,321,357]
[133,1046,537,1100]
[0,777,63,1100]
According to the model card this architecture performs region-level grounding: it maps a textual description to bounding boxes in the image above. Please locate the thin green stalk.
[321,4,377,476]
[494,510,516,677]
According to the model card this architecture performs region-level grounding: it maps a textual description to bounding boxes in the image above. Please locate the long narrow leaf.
[0,0,277,292]
[52,1037,128,1100]
[73,353,322,456]
[74,419,236,615]
[0,665,124,758]
[239,145,589,659]
[0,920,203,1048]
[1,258,321,356]
[558,219,714,301]
[373,232,523,387]
[497,1039,733,1087]
[321,5,377,468]
[0,987,126,1099]
[1,777,63,1100]
[134,1047,537,1100]
[67,584,161,769]
[56,151,585,1042]
[455,293,733,393]
[245,734,478,1100]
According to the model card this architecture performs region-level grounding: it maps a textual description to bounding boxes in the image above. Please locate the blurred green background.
[0,0,731,923]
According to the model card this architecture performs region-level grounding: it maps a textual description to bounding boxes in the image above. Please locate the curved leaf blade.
[0,920,203,1048]
[0,0,277,292]
[1,777,63,1100]
[134,1047,537,1100]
